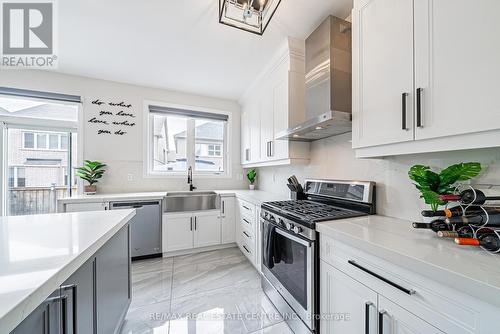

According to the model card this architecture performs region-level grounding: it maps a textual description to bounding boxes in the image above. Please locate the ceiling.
[57,0,352,100]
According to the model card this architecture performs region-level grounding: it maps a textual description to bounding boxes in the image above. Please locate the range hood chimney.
[276,16,352,142]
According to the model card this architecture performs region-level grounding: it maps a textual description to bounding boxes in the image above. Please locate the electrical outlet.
[127,174,134,182]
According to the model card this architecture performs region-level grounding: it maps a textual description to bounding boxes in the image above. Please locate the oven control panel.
[261,209,315,241]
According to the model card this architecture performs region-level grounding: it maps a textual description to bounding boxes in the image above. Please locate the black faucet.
[188,166,197,191]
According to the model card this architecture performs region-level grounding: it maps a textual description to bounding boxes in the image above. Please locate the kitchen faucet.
[187,166,197,191]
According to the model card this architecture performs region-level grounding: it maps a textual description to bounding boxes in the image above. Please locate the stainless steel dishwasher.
[110,200,162,260]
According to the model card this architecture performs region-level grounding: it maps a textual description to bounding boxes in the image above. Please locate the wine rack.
[444,184,500,254]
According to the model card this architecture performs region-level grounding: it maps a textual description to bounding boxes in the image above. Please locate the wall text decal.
[88,99,136,136]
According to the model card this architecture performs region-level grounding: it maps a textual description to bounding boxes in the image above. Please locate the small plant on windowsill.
[408,162,482,216]
[76,160,107,195]
[247,169,257,190]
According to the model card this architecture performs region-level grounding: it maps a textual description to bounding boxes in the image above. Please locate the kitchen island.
[0,209,136,334]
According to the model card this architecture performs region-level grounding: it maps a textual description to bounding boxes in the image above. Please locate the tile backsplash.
[256,133,500,221]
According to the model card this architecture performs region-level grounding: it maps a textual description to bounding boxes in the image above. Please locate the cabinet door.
[414,0,500,140]
[320,262,378,334]
[162,212,194,252]
[379,296,444,334]
[273,77,289,160]
[194,211,221,248]
[249,100,261,163]
[241,111,251,164]
[260,89,275,161]
[352,0,415,148]
[11,289,63,334]
[96,225,131,334]
[221,197,236,244]
[61,257,95,334]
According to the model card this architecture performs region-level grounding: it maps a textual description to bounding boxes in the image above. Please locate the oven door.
[261,218,315,329]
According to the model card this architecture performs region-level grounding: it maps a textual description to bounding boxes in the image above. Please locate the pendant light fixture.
[219,0,282,35]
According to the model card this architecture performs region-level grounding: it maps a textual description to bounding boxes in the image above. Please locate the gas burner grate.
[264,200,362,222]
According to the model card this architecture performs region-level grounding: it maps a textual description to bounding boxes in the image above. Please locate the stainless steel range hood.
[276,16,352,142]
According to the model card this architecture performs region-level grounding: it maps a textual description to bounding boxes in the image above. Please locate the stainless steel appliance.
[110,200,162,260]
[276,16,352,142]
[261,179,376,333]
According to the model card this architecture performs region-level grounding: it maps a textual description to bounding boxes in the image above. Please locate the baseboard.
[162,242,237,258]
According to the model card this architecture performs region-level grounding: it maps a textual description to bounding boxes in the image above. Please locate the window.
[0,91,79,216]
[22,131,68,150]
[148,104,229,175]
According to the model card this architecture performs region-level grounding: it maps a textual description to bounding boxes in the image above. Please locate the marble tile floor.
[120,247,294,334]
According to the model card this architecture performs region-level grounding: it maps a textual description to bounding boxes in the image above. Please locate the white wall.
[256,133,500,221]
[0,71,247,193]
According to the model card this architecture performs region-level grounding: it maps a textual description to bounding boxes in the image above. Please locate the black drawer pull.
[243,218,251,225]
[242,205,250,211]
[243,231,250,238]
[416,88,423,127]
[401,92,409,130]
[348,260,416,295]
[243,245,251,254]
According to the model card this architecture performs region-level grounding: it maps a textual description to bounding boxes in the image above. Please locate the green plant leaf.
[439,162,481,187]
[408,165,440,191]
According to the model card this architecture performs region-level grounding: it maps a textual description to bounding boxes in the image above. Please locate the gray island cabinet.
[11,225,130,334]
[2,211,134,334]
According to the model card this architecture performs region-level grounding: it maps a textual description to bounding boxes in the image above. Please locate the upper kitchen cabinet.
[352,0,500,157]
[240,38,310,167]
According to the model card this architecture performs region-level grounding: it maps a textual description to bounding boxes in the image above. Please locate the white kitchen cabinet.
[193,211,221,248]
[240,38,309,167]
[379,296,444,334]
[163,210,222,253]
[235,198,260,270]
[320,262,377,334]
[162,212,193,252]
[413,0,500,141]
[220,196,236,244]
[352,0,500,157]
[63,201,108,212]
[352,0,415,147]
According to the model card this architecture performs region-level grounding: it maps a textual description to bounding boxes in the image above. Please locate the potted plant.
[408,162,481,216]
[247,169,257,190]
[76,160,107,195]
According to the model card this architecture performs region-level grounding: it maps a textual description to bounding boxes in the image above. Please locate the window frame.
[22,131,68,151]
[144,100,232,178]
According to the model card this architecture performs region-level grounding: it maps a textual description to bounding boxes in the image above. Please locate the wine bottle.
[421,206,484,218]
[413,220,452,232]
[439,189,500,205]
[445,210,500,227]
[455,233,500,252]
[437,227,493,238]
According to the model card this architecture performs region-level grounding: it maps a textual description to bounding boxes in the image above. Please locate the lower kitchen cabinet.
[220,196,236,244]
[163,212,194,252]
[320,260,444,334]
[193,211,221,248]
[320,262,377,334]
[162,210,221,253]
[96,225,131,334]
[61,257,95,334]
[11,225,131,334]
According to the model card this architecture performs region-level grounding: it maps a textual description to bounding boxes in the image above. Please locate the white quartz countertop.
[317,215,500,307]
[59,189,290,206]
[0,209,136,333]
[58,191,168,203]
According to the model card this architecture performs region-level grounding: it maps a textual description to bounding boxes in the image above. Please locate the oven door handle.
[274,227,311,247]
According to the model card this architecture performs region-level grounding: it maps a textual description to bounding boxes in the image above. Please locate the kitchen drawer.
[238,199,255,219]
[240,215,255,232]
[320,235,482,334]
[240,228,255,248]
[240,239,254,261]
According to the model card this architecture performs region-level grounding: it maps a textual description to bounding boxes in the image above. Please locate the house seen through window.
[149,105,228,175]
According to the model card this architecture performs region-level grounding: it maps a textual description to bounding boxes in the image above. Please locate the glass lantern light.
[219,0,282,35]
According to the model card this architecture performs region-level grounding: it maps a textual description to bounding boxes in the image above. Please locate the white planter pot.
[249,184,255,190]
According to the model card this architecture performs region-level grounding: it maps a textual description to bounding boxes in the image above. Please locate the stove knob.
[269,214,276,222]
[293,226,302,234]
[278,218,284,226]
[285,222,292,230]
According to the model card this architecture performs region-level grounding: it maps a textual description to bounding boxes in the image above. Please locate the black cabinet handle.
[365,302,373,334]
[401,93,409,130]
[61,284,77,334]
[222,201,225,215]
[378,310,387,334]
[243,231,250,238]
[416,88,423,127]
[190,217,193,231]
[194,216,197,230]
[243,245,250,254]
[348,260,416,295]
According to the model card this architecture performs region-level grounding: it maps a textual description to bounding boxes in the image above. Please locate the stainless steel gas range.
[260,179,376,334]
